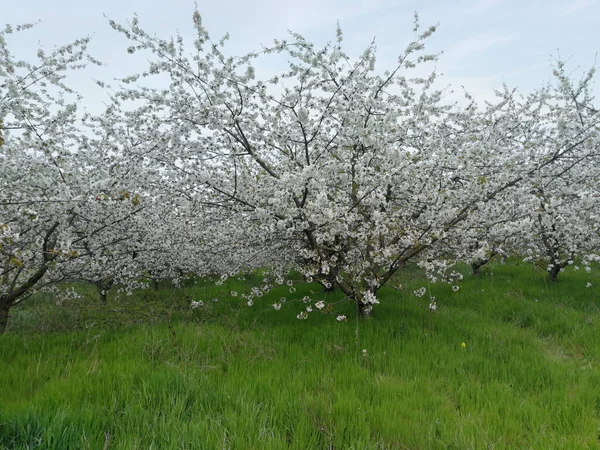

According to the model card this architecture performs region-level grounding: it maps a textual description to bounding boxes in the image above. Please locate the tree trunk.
[95,280,113,304]
[548,264,561,282]
[0,303,9,335]
[96,283,108,304]
[313,271,336,292]
[148,271,160,290]
[356,288,377,318]
[332,280,373,318]
[471,252,496,276]
[357,301,373,317]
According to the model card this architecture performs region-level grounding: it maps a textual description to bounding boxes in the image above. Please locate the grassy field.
[1,262,600,449]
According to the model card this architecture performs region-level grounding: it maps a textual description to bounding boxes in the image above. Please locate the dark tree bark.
[331,275,377,318]
[471,261,482,276]
[470,249,498,276]
[95,279,114,304]
[0,303,9,335]
[0,222,59,335]
[357,300,373,317]
[548,264,562,282]
[317,273,336,292]
[96,284,108,304]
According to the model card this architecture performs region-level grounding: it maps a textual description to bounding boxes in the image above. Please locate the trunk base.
[0,304,9,335]
[549,266,561,282]
[357,302,374,318]
[95,280,113,304]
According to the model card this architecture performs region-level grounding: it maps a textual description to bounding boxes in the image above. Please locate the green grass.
[1,262,600,449]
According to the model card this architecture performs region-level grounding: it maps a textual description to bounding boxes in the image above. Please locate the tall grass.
[1,262,600,449]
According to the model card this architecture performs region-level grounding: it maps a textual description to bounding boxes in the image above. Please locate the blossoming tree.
[0,25,149,332]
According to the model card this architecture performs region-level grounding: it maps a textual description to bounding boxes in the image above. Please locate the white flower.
[413,287,426,297]
[297,311,308,320]
[273,303,281,310]
[452,285,460,292]
[191,300,203,309]
[586,282,592,288]
[247,300,254,307]
[315,300,325,310]
[306,306,312,312]
[429,300,437,311]
[336,315,347,322]
[362,349,367,356]
[230,291,238,297]
[192,10,201,25]
[362,290,379,305]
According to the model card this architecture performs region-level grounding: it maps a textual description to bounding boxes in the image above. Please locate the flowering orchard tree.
[443,70,600,277]
[0,24,93,332]
[102,10,598,317]
[502,63,600,281]
[521,178,600,282]
[0,25,150,333]
[104,13,458,315]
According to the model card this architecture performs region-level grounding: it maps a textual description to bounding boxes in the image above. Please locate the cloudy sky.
[4,0,599,112]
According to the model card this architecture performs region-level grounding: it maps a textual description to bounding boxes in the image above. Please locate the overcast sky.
[4,0,599,113]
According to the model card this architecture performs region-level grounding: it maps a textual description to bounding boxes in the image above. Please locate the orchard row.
[1,12,599,333]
